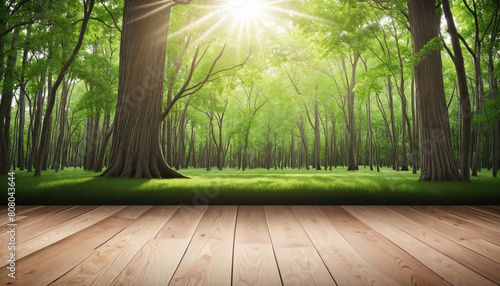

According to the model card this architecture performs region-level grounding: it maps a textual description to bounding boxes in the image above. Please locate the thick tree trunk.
[442,0,472,181]
[101,0,186,178]
[408,0,461,181]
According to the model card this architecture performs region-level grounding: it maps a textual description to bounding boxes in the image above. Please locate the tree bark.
[442,0,473,181]
[101,0,186,178]
[0,28,19,175]
[408,0,461,181]
[346,54,359,171]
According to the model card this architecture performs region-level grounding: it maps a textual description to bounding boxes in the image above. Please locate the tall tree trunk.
[290,128,295,169]
[488,48,499,177]
[408,0,461,181]
[242,129,250,171]
[17,26,30,171]
[94,114,112,172]
[442,0,472,181]
[346,53,359,171]
[52,78,69,172]
[0,28,19,175]
[28,75,45,172]
[387,77,399,171]
[411,77,419,173]
[102,0,186,178]
[314,100,321,170]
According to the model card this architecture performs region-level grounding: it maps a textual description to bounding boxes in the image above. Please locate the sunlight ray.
[129,3,174,24]
[169,9,227,38]
[267,6,335,24]
[192,15,232,45]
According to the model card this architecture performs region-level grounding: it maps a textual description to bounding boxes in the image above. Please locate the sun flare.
[226,0,268,23]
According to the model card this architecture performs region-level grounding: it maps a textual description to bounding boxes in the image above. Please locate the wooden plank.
[112,239,190,286]
[292,206,399,286]
[16,205,44,214]
[266,206,336,286]
[169,206,237,286]
[345,206,497,286]
[473,206,500,217]
[52,206,178,286]
[113,206,152,219]
[156,205,207,239]
[233,244,282,286]
[11,206,98,243]
[113,206,207,285]
[0,217,131,286]
[233,206,281,286]
[461,206,500,223]
[0,205,70,226]
[436,206,500,233]
[0,206,125,267]
[360,206,500,284]
[317,206,447,285]
[235,206,272,245]
[389,206,500,260]
[264,206,314,248]
[412,206,500,246]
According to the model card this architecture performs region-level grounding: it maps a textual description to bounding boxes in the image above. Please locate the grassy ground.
[3,167,500,205]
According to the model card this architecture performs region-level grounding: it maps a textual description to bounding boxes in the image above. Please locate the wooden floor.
[1,206,499,285]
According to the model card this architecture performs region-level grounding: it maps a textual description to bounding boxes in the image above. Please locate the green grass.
[3,167,500,205]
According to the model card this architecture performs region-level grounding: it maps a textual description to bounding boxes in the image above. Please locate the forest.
[0,0,499,191]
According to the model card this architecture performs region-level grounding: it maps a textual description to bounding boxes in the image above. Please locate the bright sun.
[226,0,268,22]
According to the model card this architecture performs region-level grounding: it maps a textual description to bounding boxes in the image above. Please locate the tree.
[407,0,461,181]
[101,0,188,178]
[442,0,473,181]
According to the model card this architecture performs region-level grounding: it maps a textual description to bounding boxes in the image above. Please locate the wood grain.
[52,206,178,286]
[461,206,500,222]
[113,206,207,285]
[112,239,190,286]
[264,206,313,248]
[360,206,500,283]
[292,206,398,286]
[113,205,152,219]
[0,206,124,267]
[317,206,447,285]
[0,205,497,285]
[266,206,336,285]
[235,206,272,245]
[389,206,500,261]
[233,206,281,286]
[156,205,207,240]
[436,206,500,234]
[169,206,237,286]
[412,206,500,246]
[345,206,496,286]
[0,217,131,286]
[233,244,282,286]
